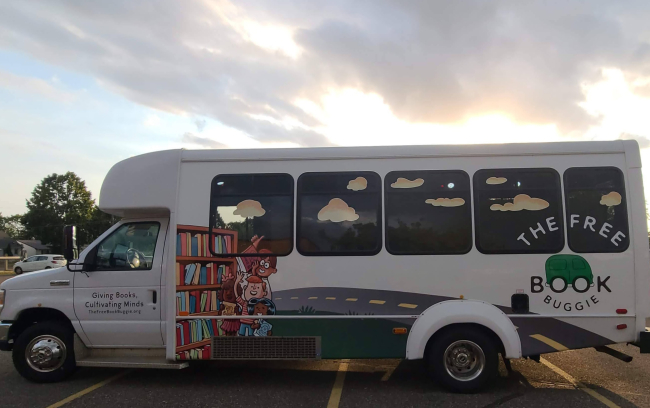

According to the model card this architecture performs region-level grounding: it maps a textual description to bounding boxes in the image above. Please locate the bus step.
[77,356,189,369]
[594,346,633,363]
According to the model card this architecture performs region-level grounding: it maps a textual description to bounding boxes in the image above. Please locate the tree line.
[0,172,117,255]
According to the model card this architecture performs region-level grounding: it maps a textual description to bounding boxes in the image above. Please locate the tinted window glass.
[210,173,293,256]
[385,170,472,254]
[36,256,47,261]
[95,222,160,270]
[298,172,381,255]
[474,168,564,253]
[564,167,629,253]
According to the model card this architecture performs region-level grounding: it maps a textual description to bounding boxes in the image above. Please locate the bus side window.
[564,167,629,253]
[297,171,382,256]
[473,168,564,254]
[384,170,472,255]
[209,173,294,256]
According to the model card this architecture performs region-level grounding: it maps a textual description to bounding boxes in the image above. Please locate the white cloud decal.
[425,198,466,207]
[233,199,266,218]
[391,177,424,189]
[600,191,622,207]
[318,198,359,222]
[490,194,549,211]
[347,176,368,191]
[486,177,507,185]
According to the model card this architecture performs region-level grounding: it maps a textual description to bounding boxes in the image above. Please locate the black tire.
[45,267,52,269]
[14,267,22,275]
[427,327,498,393]
[12,322,76,383]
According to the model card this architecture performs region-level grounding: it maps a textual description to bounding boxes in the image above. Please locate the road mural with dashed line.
[273,287,614,356]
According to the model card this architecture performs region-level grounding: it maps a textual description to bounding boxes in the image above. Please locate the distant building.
[0,231,22,257]
[16,240,51,258]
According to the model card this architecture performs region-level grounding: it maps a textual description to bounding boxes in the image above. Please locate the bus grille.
[211,336,321,360]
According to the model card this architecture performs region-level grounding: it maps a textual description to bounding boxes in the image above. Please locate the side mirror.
[63,225,78,262]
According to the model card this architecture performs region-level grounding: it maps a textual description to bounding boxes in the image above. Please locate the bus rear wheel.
[427,327,498,393]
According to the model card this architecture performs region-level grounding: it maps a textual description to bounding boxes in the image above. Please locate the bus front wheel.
[427,326,498,393]
[12,322,76,383]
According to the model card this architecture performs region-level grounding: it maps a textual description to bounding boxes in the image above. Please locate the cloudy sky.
[1,1,650,216]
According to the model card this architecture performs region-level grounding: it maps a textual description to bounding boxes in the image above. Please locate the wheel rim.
[25,335,67,373]
[443,340,485,382]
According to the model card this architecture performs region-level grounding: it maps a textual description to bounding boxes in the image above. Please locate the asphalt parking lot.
[0,343,648,408]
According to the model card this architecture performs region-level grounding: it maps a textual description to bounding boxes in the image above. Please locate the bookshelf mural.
[175,224,278,360]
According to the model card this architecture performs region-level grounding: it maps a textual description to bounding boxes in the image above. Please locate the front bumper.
[0,322,12,351]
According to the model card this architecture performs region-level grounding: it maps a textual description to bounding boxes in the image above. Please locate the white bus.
[1,141,649,392]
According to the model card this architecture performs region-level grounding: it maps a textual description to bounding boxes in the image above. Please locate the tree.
[22,172,97,252]
[0,213,25,239]
[86,205,118,246]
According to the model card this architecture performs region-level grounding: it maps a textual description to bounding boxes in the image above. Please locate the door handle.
[153,290,157,304]
[50,280,70,286]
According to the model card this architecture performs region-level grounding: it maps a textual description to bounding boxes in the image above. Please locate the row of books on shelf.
[176,319,220,346]
[176,290,220,315]
[176,232,233,257]
[176,263,229,286]
[177,344,211,360]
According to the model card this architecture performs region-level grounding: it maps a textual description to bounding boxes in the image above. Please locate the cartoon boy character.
[250,249,278,297]
[218,278,241,336]
[235,271,268,336]
[249,298,276,337]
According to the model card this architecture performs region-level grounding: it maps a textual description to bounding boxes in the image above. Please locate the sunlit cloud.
[202,0,301,59]
[295,89,566,147]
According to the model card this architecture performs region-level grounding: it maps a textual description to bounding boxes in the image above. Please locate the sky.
[1,1,650,217]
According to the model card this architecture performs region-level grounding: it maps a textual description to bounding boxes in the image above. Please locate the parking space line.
[369,300,386,305]
[530,334,568,351]
[327,359,350,408]
[529,334,619,408]
[398,303,417,309]
[540,358,620,408]
[381,365,398,381]
[46,370,132,408]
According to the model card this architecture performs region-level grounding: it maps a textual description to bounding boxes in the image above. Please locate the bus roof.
[99,140,640,217]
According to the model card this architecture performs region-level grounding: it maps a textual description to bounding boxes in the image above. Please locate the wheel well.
[8,308,75,341]
[423,323,506,359]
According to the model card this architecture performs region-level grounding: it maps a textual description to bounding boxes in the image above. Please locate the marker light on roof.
[217,181,224,186]
[448,183,455,188]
